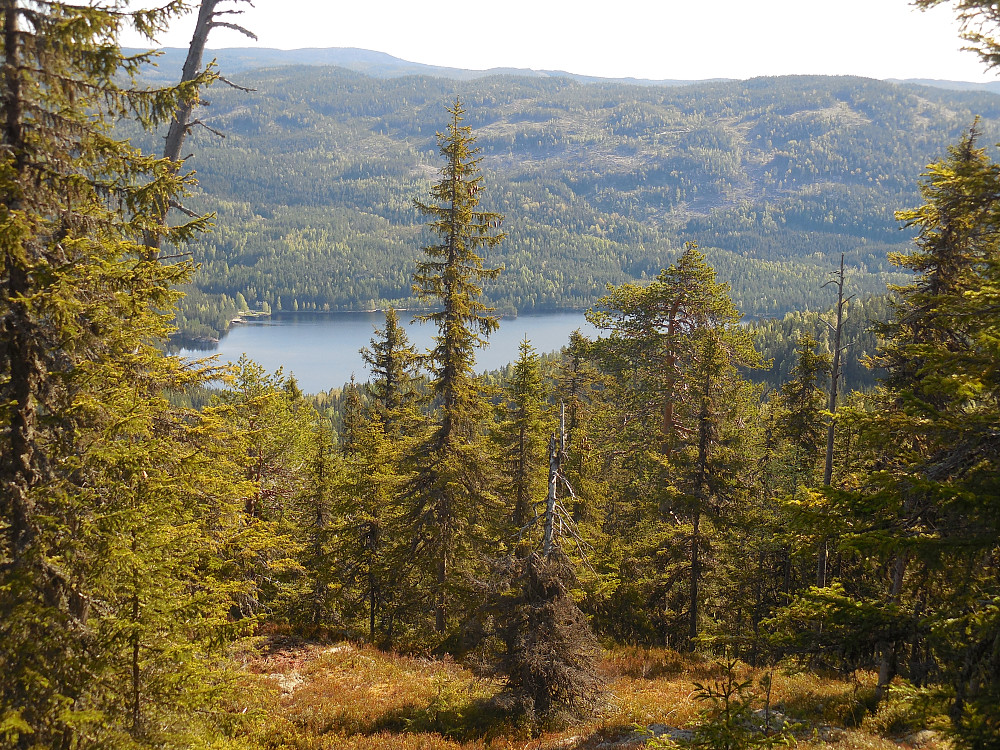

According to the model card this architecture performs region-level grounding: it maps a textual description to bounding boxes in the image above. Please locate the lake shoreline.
[176,310,598,393]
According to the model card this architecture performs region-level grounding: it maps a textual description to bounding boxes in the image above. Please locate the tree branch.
[208,21,257,39]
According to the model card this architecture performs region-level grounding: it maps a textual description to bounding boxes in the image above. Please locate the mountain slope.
[145,64,1000,337]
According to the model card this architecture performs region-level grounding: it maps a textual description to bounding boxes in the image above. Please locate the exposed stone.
[550,735,583,748]
[818,725,846,743]
[267,670,304,695]
[901,729,939,748]
[752,708,792,731]
[596,724,694,748]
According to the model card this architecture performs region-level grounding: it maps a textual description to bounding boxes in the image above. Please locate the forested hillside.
[5,3,1000,750]
[158,64,1000,338]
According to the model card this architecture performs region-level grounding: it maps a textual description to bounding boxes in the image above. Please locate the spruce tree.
[334,404,407,643]
[0,2,229,745]
[493,338,552,531]
[301,415,340,627]
[211,357,314,618]
[773,333,831,485]
[408,97,504,635]
[772,129,1000,745]
[869,127,1000,733]
[361,307,423,435]
[554,330,605,525]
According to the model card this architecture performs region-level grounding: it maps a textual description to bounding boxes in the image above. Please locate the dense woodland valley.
[139,54,1000,342]
[2,2,1000,750]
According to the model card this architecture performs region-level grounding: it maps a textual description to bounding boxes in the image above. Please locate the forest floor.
[232,636,950,750]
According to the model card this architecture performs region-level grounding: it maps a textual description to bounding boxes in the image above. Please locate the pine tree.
[408,97,504,635]
[589,244,764,647]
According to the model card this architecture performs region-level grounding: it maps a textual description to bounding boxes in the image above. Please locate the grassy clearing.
[222,640,951,750]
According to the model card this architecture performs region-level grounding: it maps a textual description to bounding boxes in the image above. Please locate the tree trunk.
[543,404,565,559]
[1,0,39,561]
[875,552,907,702]
[146,0,255,256]
[435,548,447,633]
[688,509,701,646]
[819,254,847,587]
[688,350,714,648]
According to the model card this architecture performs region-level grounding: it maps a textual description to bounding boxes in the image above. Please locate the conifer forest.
[1,2,999,750]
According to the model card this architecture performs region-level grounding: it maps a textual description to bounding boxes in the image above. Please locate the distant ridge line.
[126,46,1000,94]
[126,45,731,87]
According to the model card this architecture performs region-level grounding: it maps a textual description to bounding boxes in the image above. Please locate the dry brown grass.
[221,641,950,750]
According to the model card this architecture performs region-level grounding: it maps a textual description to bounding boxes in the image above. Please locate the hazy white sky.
[128,0,996,82]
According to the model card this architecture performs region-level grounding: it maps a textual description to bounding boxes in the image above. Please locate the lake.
[178,311,597,393]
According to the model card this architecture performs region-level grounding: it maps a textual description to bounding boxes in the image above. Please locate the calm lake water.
[179,311,596,393]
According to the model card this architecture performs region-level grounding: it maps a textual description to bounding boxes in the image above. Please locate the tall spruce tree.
[0,2,233,746]
[869,127,1000,737]
[770,129,1000,747]
[408,98,504,635]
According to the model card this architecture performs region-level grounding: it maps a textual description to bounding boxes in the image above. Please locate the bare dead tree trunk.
[145,0,256,257]
[544,404,566,559]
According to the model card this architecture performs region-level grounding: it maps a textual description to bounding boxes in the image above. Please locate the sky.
[124,0,996,83]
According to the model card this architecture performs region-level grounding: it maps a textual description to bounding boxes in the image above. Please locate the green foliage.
[361,307,424,435]
[648,659,795,749]
[492,338,553,531]
[210,357,316,619]
[764,126,1000,747]
[151,68,1000,338]
[689,668,794,750]
[6,9,1000,749]
[771,333,831,484]
[750,295,890,394]
[404,99,505,636]
[0,2,239,746]
[585,244,765,647]
[332,402,411,644]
